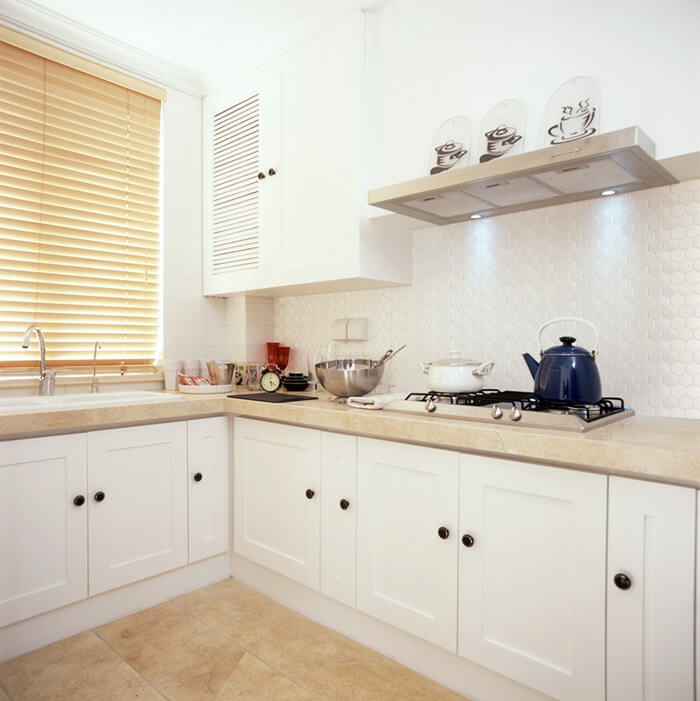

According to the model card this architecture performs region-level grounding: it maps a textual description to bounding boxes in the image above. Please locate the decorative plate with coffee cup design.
[428,116,472,176]
[475,99,526,164]
[543,76,601,146]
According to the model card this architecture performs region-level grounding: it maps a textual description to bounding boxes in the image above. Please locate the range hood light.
[600,189,617,196]
[470,214,482,219]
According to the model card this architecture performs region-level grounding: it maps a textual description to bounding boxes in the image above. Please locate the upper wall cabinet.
[203,11,411,297]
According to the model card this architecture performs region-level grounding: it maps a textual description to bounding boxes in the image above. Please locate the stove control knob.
[509,405,522,422]
[426,396,437,413]
[491,406,503,419]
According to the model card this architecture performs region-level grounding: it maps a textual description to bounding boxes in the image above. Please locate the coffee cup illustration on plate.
[548,99,597,143]
[431,140,468,174]
[480,124,522,163]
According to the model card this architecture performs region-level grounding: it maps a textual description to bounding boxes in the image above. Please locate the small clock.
[260,366,282,393]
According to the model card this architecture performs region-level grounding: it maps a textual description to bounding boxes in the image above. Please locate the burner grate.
[404,390,627,423]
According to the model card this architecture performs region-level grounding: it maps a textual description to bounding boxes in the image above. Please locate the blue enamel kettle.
[522,317,602,404]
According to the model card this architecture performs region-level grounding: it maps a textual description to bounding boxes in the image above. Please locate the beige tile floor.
[0,579,467,700]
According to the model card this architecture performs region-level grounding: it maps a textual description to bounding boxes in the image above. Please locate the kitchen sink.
[0,391,180,415]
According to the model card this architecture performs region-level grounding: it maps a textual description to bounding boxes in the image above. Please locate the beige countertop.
[1,390,699,487]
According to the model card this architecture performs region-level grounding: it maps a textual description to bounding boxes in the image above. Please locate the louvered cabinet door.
[203,68,281,295]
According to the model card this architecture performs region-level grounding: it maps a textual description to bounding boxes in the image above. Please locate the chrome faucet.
[90,340,102,394]
[22,326,56,396]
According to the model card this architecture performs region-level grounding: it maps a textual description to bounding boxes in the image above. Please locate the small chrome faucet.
[90,340,102,394]
[22,326,56,396]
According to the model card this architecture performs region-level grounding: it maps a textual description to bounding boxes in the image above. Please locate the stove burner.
[405,389,627,423]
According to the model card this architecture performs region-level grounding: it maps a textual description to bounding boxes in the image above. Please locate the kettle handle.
[537,317,599,357]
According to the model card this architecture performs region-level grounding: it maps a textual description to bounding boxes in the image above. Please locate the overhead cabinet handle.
[93,491,106,503]
[73,494,85,507]
[305,488,315,499]
[339,498,350,510]
[193,472,203,482]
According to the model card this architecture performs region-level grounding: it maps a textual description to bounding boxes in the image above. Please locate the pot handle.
[472,360,495,376]
[537,317,599,357]
[419,361,431,374]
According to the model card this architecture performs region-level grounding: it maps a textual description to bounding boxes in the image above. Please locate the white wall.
[367,0,700,188]
[275,179,700,418]
[161,88,227,363]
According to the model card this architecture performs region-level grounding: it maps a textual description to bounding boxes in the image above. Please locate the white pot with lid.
[419,351,495,393]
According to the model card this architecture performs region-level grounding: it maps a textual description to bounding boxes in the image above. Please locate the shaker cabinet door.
[357,437,459,652]
[188,417,230,563]
[458,454,607,701]
[320,431,357,607]
[88,423,188,595]
[233,418,321,589]
[0,434,87,627]
[608,477,695,701]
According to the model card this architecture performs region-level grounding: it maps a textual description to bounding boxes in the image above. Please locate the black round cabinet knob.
[339,498,350,510]
[193,472,203,482]
[257,171,265,180]
[305,488,315,500]
[73,495,85,507]
[462,534,475,548]
[614,573,632,590]
[437,526,450,540]
[93,491,105,503]
[268,167,276,176]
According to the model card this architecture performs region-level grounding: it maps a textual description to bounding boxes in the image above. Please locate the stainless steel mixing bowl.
[315,358,384,398]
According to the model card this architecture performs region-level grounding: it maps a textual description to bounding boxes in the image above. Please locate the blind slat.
[0,39,161,365]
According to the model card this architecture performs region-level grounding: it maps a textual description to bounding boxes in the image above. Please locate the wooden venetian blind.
[0,39,161,367]
[211,93,260,274]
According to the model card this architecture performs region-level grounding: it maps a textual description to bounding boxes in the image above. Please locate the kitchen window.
[0,28,164,371]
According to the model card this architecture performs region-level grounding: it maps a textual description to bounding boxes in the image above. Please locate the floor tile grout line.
[91,628,170,701]
[171,593,332,699]
[0,676,14,701]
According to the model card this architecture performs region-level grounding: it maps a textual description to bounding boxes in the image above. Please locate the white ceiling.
[7,0,379,94]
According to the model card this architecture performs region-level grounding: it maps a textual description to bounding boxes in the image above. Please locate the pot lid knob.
[559,336,576,346]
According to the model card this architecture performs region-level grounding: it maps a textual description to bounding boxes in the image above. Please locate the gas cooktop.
[383,389,633,432]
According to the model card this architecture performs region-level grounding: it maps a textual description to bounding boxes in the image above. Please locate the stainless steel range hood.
[368,127,678,225]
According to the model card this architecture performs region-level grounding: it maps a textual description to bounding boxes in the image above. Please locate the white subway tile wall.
[274,180,700,418]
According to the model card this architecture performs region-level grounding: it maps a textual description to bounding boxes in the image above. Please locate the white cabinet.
[88,422,188,595]
[202,67,281,295]
[458,454,607,701]
[188,417,230,563]
[607,477,695,701]
[233,417,321,589]
[320,432,357,607]
[202,11,410,296]
[0,434,87,627]
[357,437,459,652]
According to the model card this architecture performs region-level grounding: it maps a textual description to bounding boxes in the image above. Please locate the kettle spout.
[522,353,539,380]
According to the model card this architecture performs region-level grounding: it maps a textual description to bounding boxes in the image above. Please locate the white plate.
[178,383,233,394]
[543,76,601,147]
[475,99,526,164]
[428,116,472,176]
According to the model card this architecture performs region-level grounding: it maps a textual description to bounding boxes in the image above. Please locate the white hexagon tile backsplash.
[274,179,700,418]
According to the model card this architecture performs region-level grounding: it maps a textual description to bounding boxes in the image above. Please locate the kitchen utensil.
[420,351,494,393]
[228,393,318,403]
[277,345,290,371]
[206,361,235,385]
[281,373,309,391]
[522,317,602,404]
[375,344,407,367]
[315,358,384,398]
[266,342,279,365]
